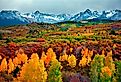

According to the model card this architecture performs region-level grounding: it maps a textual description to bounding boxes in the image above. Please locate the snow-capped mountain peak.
[70,9,121,21]
[0,9,121,26]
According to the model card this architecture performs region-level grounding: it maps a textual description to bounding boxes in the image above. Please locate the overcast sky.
[0,0,121,14]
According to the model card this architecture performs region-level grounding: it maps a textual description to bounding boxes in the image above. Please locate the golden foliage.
[79,56,87,67]
[45,48,56,66]
[8,58,14,74]
[102,50,105,56]
[105,50,115,74]
[101,66,112,77]
[17,53,47,82]
[0,58,7,72]
[13,57,19,67]
[79,48,93,67]
[15,48,28,65]
[21,53,28,63]
[67,54,76,68]
[70,48,73,53]
[16,53,28,65]
[59,53,68,62]
[45,54,51,67]
[46,48,56,60]
[41,51,47,61]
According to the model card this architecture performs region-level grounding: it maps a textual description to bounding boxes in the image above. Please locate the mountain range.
[0,9,121,26]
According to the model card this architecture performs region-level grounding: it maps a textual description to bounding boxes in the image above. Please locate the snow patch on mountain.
[0,9,121,26]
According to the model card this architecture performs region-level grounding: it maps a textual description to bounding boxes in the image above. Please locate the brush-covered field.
[0,21,121,82]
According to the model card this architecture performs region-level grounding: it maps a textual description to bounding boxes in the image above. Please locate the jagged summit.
[0,9,121,26]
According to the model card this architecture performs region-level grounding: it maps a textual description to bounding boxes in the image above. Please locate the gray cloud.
[0,0,121,14]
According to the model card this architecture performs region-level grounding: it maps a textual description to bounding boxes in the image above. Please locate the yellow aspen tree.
[79,56,87,67]
[46,48,56,60]
[59,53,68,62]
[79,48,92,67]
[105,50,115,72]
[67,54,76,68]
[8,58,14,74]
[81,48,85,55]
[45,48,56,66]
[41,51,47,62]
[15,48,28,65]
[17,53,47,82]
[13,57,19,67]
[16,53,22,65]
[0,58,7,72]
[105,50,116,81]
[21,53,28,63]
[84,48,88,56]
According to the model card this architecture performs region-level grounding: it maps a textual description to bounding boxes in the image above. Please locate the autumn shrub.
[41,51,47,62]
[48,59,62,82]
[16,53,47,82]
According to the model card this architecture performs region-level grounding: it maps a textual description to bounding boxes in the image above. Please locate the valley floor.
[0,21,121,82]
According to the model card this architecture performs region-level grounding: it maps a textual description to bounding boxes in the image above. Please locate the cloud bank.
[0,0,121,14]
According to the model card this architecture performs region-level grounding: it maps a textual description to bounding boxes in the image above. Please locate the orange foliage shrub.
[79,48,93,67]
[79,56,87,67]
[13,48,28,66]
[0,58,7,72]
[13,57,19,67]
[8,58,14,74]
[45,48,56,66]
